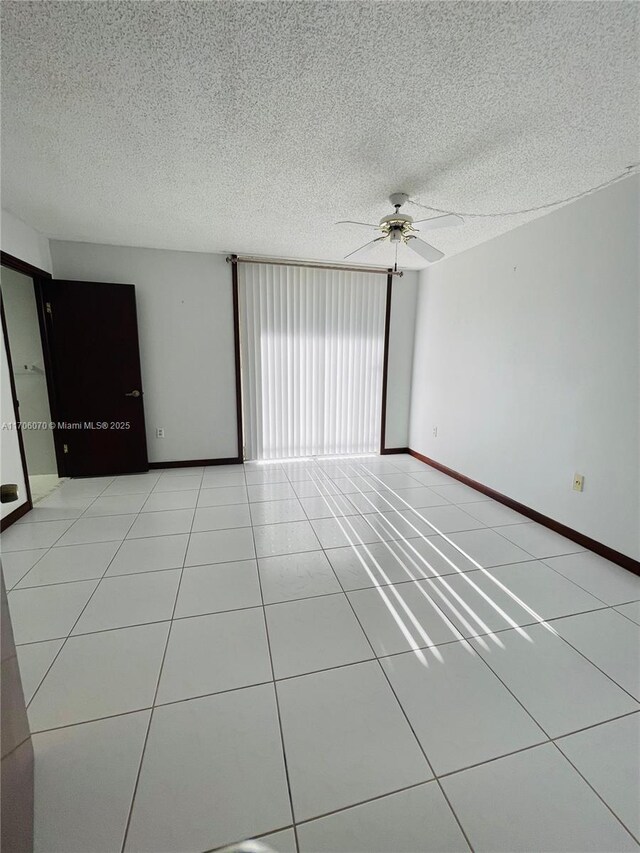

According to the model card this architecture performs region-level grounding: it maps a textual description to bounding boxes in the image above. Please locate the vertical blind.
[238,262,387,460]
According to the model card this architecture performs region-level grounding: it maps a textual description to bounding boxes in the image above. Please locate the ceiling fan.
[337,192,463,267]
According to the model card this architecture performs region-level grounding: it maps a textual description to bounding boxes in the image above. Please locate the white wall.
[409,175,640,560]
[49,242,239,463]
[1,268,57,474]
[1,209,52,274]
[385,271,418,449]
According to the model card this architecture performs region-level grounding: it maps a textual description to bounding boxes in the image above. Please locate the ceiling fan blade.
[335,220,379,228]
[407,237,444,262]
[411,213,463,230]
[344,236,386,260]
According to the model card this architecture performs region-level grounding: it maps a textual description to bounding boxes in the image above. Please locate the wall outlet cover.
[573,473,584,492]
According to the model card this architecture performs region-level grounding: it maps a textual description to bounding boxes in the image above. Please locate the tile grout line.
[319,462,639,834]
[119,467,206,853]
[25,508,141,711]
[249,474,302,853]
[303,463,476,852]
[8,459,640,849]
[550,737,640,845]
[314,462,640,841]
[342,460,640,706]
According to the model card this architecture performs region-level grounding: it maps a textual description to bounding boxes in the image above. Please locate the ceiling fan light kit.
[337,192,463,267]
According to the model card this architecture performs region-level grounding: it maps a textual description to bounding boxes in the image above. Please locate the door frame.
[0,251,57,529]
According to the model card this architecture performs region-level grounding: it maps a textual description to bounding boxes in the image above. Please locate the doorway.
[1,265,62,503]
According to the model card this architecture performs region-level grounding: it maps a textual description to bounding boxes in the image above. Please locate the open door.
[40,279,148,476]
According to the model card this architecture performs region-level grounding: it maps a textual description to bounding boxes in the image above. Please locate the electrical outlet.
[573,473,584,492]
[156,428,165,439]
[433,426,438,438]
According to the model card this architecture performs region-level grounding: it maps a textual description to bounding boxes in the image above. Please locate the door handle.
[125,389,141,398]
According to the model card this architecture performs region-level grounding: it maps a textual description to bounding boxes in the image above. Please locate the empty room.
[1,2,639,852]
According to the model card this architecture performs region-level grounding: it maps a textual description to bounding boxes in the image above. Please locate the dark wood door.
[40,280,148,476]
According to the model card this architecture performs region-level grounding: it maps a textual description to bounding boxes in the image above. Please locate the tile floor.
[2,454,639,852]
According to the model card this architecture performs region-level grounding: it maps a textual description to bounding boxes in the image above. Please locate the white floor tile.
[331,475,377,494]
[291,480,340,499]
[557,713,640,839]
[616,600,640,625]
[410,470,459,487]
[372,472,421,490]
[16,639,64,703]
[326,541,428,591]
[249,498,306,526]
[253,520,320,558]
[254,828,297,852]
[15,542,120,588]
[55,514,136,546]
[497,521,585,558]
[447,528,534,567]
[364,510,429,541]
[381,642,545,775]
[298,781,468,853]
[158,466,205,476]
[551,609,640,700]
[57,478,114,498]
[197,485,248,507]
[245,468,289,485]
[141,489,198,512]
[153,474,203,491]
[310,515,383,549]
[156,608,271,704]
[8,454,639,853]
[1,520,72,551]
[471,624,638,737]
[28,622,170,731]
[401,504,485,534]
[258,550,341,603]
[277,661,431,821]
[126,508,194,538]
[36,493,94,512]
[192,503,251,531]
[101,476,159,496]
[442,743,637,852]
[248,482,297,503]
[124,685,291,852]
[16,505,83,524]
[33,710,150,853]
[175,560,262,617]
[266,594,373,679]
[348,581,464,656]
[463,500,529,527]
[431,483,492,504]
[83,494,147,516]
[9,580,98,644]
[392,486,451,509]
[386,535,479,577]
[201,471,246,488]
[543,552,640,605]
[106,534,188,576]
[1,549,48,588]
[72,570,181,634]
[185,528,255,566]
[346,489,406,513]
[430,561,606,638]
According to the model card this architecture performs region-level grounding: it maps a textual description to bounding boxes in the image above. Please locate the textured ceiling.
[1,1,638,268]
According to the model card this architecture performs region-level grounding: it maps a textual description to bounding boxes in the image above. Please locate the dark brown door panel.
[41,280,148,476]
